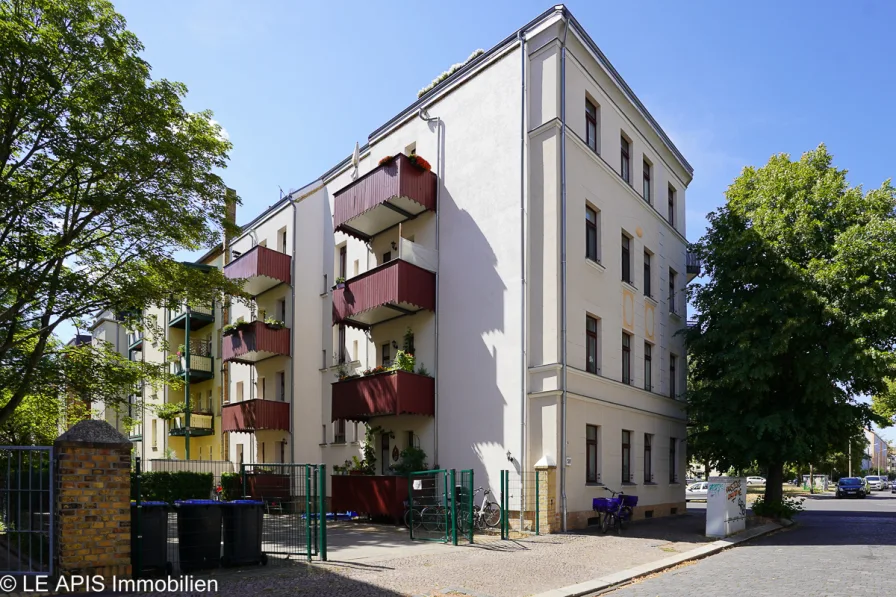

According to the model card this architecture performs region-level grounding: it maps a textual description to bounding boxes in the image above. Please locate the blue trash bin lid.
[222,500,263,505]
[134,501,168,507]
[174,499,220,506]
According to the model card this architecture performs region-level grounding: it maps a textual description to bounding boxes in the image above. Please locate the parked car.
[746,476,766,486]
[685,482,708,501]
[836,477,867,499]
[865,475,884,491]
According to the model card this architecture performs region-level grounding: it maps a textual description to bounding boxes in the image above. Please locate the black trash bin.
[174,499,222,572]
[221,500,266,567]
[131,501,171,575]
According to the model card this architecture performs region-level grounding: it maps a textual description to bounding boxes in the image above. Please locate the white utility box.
[706,476,747,538]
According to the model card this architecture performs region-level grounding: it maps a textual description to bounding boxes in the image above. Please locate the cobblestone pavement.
[606,509,896,597]
[140,511,716,597]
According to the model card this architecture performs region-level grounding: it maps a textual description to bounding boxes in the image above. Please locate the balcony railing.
[168,302,215,330]
[169,412,214,437]
[222,320,290,364]
[333,153,437,241]
[224,245,292,297]
[332,370,435,422]
[128,331,144,352]
[333,259,435,328]
[171,353,214,382]
[222,399,290,433]
[686,251,702,281]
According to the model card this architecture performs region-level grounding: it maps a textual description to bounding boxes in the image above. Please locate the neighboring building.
[88,309,131,434]
[864,428,888,473]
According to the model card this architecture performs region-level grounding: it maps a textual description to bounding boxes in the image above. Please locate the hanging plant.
[378,155,393,166]
[264,317,285,330]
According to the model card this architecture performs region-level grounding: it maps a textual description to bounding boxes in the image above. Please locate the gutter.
[559,13,570,534]
[518,27,529,536]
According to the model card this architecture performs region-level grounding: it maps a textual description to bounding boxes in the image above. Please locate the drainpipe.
[185,307,192,460]
[418,107,441,467]
[559,12,570,533]
[289,195,298,464]
[518,27,529,535]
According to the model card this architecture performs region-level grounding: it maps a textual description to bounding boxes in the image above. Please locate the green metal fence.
[500,469,549,538]
[407,469,474,545]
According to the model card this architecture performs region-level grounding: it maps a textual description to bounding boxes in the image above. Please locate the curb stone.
[529,522,783,597]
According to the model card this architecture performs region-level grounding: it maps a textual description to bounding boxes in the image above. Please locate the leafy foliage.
[131,471,213,503]
[0,0,245,427]
[686,145,895,502]
[220,472,242,501]
[751,495,805,520]
[390,446,428,475]
[394,350,415,373]
[153,402,184,421]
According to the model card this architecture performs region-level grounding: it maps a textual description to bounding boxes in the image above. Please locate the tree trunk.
[704,458,711,480]
[765,462,784,502]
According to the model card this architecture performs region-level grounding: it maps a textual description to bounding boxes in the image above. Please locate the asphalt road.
[608,489,896,596]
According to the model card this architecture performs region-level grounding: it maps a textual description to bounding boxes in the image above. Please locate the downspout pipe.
[418,107,441,467]
[518,27,528,535]
[559,12,570,533]
[289,197,298,464]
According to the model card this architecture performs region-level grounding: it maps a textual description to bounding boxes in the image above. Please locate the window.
[322,349,327,369]
[586,315,599,374]
[622,430,631,483]
[643,250,652,297]
[151,420,157,449]
[644,434,653,483]
[352,340,359,361]
[338,245,347,279]
[644,342,653,391]
[622,332,632,384]
[585,99,598,153]
[199,446,203,460]
[642,159,651,203]
[321,425,326,444]
[278,227,288,253]
[353,259,359,276]
[334,419,346,444]
[670,354,678,398]
[277,298,286,323]
[352,421,360,442]
[585,206,599,262]
[586,425,599,483]
[669,269,677,313]
[261,442,266,463]
[668,185,676,226]
[236,381,244,402]
[208,389,213,413]
[621,233,632,283]
[237,443,244,464]
[620,136,631,183]
[258,377,265,400]
[382,343,391,367]
[382,251,392,263]
[669,438,678,482]
[338,325,346,364]
[407,430,416,448]
[276,371,285,402]
[280,441,286,463]
[405,332,415,355]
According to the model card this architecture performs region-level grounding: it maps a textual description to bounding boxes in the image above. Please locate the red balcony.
[224,245,291,296]
[222,320,290,364]
[332,370,435,422]
[333,259,435,328]
[222,399,290,433]
[333,153,437,240]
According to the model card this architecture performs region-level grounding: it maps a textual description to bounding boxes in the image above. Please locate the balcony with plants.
[156,402,214,437]
[223,244,292,296]
[333,153,437,241]
[222,398,290,433]
[169,339,214,381]
[168,301,215,330]
[332,258,435,328]
[331,349,434,422]
[222,318,290,364]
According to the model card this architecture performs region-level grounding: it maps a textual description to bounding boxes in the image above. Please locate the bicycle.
[457,487,502,534]
[403,500,424,531]
[593,487,638,533]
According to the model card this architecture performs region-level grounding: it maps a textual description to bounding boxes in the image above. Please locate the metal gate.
[239,463,327,561]
[407,468,473,545]
[0,447,53,576]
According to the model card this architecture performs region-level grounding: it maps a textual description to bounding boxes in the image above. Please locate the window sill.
[644,295,658,306]
[622,482,637,486]
[622,280,637,293]
[670,310,683,320]
[319,442,328,446]
[586,482,605,487]
[331,441,346,446]
[643,482,658,486]
[586,258,606,273]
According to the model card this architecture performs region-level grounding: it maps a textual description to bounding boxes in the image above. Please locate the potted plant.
[335,276,346,289]
[154,402,185,422]
[378,155,393,166]
[390,446,428,476]
[392,350,415,373]
[264,316,285,330]
[407,152,431,172]
[222,319,251,336]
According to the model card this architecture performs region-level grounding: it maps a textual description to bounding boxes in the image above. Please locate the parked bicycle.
[456,486,502,533]
[592,487,638,533]
[403,499,424,531]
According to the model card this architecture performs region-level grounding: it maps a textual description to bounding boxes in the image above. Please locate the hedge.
[220,472,242,501]
[131,471,214,503]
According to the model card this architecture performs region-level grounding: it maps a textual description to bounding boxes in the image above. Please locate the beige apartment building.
[120,5,697,531]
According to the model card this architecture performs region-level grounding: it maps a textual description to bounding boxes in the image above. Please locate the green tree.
[686,145,895,503]
[0,0,244,426]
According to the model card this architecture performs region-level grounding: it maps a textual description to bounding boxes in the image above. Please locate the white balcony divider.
[399,237,438,273]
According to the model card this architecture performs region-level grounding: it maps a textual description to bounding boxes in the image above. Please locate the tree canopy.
[0,0,244,429]
[685,145,895,501]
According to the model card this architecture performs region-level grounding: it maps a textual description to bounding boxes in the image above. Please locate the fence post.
[499,470,505,540]
[449,469,457,546]
[240,462,247,498]
[134,457,142,579]
[305,465,312,561]
[408,473,415,540]
[535,470,540,536]
[318,464,327,561]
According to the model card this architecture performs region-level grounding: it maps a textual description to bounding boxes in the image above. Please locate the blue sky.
[106,1,895,438]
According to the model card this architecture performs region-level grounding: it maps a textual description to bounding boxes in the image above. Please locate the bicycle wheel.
[421,506,445,532]
[600,512,613,534]
[619,506,633,530]
[483,501,502,528]
[405,508,423,531]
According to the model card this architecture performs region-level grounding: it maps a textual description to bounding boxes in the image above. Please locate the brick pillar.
[55,420,132,581]
[535,464,559,533]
